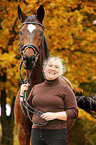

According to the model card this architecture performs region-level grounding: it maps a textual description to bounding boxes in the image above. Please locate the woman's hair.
[42,56,66,77]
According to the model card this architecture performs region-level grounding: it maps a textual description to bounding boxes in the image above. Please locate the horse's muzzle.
[23,54,36,70]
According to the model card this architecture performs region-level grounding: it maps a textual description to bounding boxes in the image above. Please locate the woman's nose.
[51,66,55,70]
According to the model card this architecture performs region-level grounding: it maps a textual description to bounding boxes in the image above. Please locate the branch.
[23,0,28,5]
[57,47,96,54]
[71,49,96,54]
[8,17,19,45]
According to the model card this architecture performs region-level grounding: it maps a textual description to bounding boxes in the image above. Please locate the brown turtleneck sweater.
[27,78,78,129]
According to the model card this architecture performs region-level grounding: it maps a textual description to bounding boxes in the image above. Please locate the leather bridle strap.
[21,21,44,30]
[23,91,48,126]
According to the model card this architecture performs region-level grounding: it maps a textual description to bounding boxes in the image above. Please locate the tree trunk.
[1,72,15,145]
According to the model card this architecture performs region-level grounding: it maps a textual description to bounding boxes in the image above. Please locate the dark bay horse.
[14,5,49,145]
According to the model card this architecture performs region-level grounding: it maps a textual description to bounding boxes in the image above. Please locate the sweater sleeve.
[64,85,78,120]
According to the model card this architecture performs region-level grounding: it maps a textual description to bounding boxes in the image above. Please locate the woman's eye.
[49,64,52,67]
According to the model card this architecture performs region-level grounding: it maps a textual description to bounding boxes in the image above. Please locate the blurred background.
[0,0,96,145]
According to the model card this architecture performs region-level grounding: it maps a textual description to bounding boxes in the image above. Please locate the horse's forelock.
[26,14,36,22]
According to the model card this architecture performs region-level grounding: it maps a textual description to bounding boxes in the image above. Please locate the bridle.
[19,20,48,126]
[19,21,45,83]
[19,21,44,52]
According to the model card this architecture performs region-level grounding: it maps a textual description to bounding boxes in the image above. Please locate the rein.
[19,21,48,126]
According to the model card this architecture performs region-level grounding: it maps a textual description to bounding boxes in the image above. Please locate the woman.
[20,56,78,145]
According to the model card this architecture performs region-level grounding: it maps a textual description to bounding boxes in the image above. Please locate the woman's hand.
[41,112,58,121]
[41,111,67,121]
[20,83,30,96]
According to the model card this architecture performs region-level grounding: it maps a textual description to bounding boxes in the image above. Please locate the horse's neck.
[26,60,43,85]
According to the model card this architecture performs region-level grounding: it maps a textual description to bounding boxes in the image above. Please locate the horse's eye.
[40,31,43,36]
[20,31,23,35]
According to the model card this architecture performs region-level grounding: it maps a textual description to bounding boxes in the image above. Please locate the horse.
[14,5,49,145]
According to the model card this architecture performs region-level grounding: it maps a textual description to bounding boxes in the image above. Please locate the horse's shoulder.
[59,76,73,90]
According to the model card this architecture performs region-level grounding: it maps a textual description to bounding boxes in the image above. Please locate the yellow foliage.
[78,108,96,122]
[0,0,96,100]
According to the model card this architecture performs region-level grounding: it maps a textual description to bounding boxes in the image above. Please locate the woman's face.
[44,61,60,80]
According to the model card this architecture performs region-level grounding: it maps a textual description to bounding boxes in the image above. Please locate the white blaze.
[27,24,36,33]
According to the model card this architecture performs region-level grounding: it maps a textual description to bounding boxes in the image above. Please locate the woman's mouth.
[49,72,55,75]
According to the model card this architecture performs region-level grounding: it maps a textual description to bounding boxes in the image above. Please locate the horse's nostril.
[31,55,36,62]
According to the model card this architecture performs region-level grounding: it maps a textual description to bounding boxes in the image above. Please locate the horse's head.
[18,5,48,70]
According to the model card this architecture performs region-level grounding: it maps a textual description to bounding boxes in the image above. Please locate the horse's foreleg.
[67,132,69,144]
[17,124,31,145]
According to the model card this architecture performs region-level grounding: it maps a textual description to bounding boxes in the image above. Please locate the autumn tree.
[0,0,96,145]
[0,1,20,145]
[44,0,96,90]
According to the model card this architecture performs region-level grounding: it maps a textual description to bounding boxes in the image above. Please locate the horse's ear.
[37,5,45,23]
[18,5,27,23]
